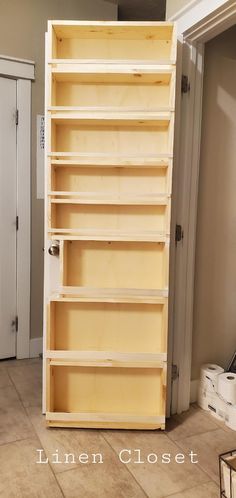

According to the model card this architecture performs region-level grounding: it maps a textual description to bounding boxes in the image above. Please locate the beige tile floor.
[0,357,235,497]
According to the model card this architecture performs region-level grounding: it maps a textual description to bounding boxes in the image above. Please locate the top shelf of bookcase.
[48,21,176,64]
[49,21,175,39]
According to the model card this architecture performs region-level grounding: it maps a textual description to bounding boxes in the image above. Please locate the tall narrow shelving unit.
[44,21,176,429]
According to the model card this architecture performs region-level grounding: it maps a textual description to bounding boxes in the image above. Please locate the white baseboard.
[190,379,199,403]
[29,337,43,358]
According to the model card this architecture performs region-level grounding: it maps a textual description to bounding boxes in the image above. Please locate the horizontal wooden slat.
[46,411,165,425]
[48,105,174,113]
[49,228,169,242]
[49,110,172,125]
[49,358,164,368]
[49,153,172,168]
[49,59,176,67]
[46,350,167,363]
[51,68,175,82]
[49,192,169,206]
[50,286,168,304]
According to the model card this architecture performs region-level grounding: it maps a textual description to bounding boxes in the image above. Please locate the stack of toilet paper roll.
[217,373,236,405]
[198,364,236,429]
[198,364,224,412]
[218,373,236,431]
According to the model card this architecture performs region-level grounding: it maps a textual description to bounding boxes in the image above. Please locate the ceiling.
[106,0,166,21]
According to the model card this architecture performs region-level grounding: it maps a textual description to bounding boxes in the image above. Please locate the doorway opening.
[170,1,236,414]
[0,76,17,359]
[192,24,236,384]
[0,56,34,359]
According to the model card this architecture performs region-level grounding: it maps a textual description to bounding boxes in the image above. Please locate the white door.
[0,77,17,359]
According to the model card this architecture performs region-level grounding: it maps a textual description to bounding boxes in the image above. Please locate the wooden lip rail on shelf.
[50,287,169,304]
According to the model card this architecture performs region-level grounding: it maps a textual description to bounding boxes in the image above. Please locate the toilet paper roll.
[200,364,224,393]
[207,392,220,419]
[198,388,209,411]
[226,404,236,431]
[217,373,236,405]
[211,394,227,422]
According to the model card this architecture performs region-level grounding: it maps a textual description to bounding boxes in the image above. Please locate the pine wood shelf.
[49,192,170,205]
[49,110,172,126]
[48,229,169,243]
[51,67,175,80]
[44,20,176,430]
[51,286,168,303]
[46,412,165,430]
[49,153,172,168]
[46,350,167,362]
[47,352,166,369]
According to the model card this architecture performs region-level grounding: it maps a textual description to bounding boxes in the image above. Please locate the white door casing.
[168,0,236,413]
[0,77,17,358]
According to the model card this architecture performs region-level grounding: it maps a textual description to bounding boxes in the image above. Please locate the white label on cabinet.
[37,115,45,199]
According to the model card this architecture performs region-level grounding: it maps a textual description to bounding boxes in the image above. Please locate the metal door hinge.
[12,316,18,333]
[16,216,19,231]
[175,224,184,244]
[15,109,19,126]
[172,364,179,381]
[181,75,190,94]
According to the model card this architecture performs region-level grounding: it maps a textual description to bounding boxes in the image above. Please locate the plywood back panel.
[62,240,167,289]
[49,301,166,353]
[56,39,172,61]
[52,365,164,415]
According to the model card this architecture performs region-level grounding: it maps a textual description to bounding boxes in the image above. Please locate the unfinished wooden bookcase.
[44,20,176,429]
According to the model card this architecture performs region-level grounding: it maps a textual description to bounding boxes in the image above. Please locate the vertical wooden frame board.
[44,21,176,427]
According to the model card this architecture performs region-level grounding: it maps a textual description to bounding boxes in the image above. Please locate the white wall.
[192,25,236,379]
[166,0,192,19]
[0,0,117,340]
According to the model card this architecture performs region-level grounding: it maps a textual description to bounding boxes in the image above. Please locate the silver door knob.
[48,241,60,256]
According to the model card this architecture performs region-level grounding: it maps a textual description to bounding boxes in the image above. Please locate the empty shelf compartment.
[50,70,175,110]
[46,365,166,427]
[60,240,169,289]
[50,118,174,157]
[49,21,176,63]
[50,202,169,234]
[50,164,170,196]
[47,300,167,354]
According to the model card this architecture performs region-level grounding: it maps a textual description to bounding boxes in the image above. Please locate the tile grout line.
[196,407,234,434]
[165,424,221,442]
[102,429,216,498]
[5,365,66,498]
[0,436,38,449]
[101,431,149,498]
[163,480,219,498]
[165,429,220,484]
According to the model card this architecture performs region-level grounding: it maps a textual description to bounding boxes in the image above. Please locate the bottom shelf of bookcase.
[46,364,166,429]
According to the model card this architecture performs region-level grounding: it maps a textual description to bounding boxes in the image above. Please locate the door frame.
[0,56,34,359]
[168,0,236,414]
